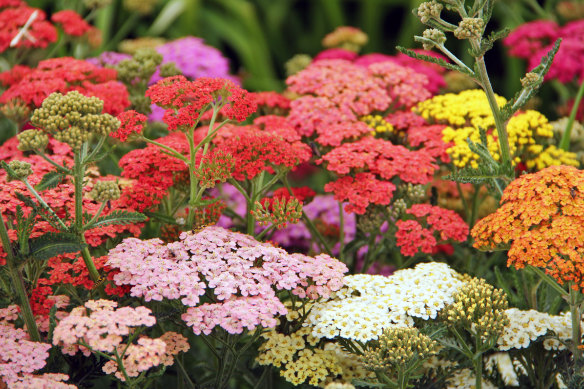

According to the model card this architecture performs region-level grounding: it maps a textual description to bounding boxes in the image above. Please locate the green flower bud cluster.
[89,180,121,202]
[30,91,119,150]
[6,160,33,182]
[454,18,485,40]
[123,0,159,15]
[0,100,31,125]
[357,207,385,234]
[251,197,303,229]
[442,277,509,340]
[285,54,312,77]
[361,327,439,370]
[388,198,407,220]
[116,48,163,85]
[422,28,447,50]
[83,0,112,9]
[159,62,181,78]
[520,72,540,88]
[119,37,165,55]
[398,183,426,203]
[417,1,443,24]
[17,129,49,151]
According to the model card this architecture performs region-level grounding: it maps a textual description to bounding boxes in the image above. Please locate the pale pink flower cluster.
[52,300,156,356]
[107,226,348,335]
[102,338,167,381]
[0,314,75,388]
[368,61,432,109]
[159,331,190,366]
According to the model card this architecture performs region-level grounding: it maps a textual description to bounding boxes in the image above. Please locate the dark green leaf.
[84,210,147,230]
[15,192,64,231]
[143,211,179,225]
[397,46,475,76]
[35,171,66,191]
[352,379,387,388]
[28,232,86,260]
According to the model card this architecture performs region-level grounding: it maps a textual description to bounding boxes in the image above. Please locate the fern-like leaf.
[28,232,86,261]
[35,171,66,191]
[397,46,475,76]
[15,192,64,231]
[84,210,147,230]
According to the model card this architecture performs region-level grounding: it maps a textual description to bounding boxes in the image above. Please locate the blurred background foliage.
[24,0,558,97]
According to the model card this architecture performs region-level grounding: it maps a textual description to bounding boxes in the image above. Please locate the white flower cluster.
[446,368,497,389]
[498,308,581,351]
[484,353,523,387]
[305,262,464,342]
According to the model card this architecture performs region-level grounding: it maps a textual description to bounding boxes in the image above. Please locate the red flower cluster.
[505,20,584,83]
[146,75,257,130]
[252,91,291,115]
[272,186,316,204]
[0,142,143,265]
[194,149,234,188]
[119,132,193,211]
[253,115,302,143]
[319,136,438,184]
[190,198,227,227]
[324,172,395,214]
[384,111,428,130]
[51,10,92,37]
[213,124,312,180]
[0,57,130,115]
[395,204,468,257]
[407,124,451,163]
[252,196,303,229]
[111,110,147,142]
[0,1,57,52]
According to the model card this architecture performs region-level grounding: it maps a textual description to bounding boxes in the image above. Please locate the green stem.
[22,179,68,231]
[468,184,481,229]
[83,201,107,230]
[0,211,41,342]
[281,176,333,256]
[570,287,583,373]
[397,367,408,389]
[34,150,71,174]
[174,355,196,389]
[436,43,474,74]
[528,266,568,297]
[255,225,275,241]
[472,44,513,175]
[560,77,584,150]
[140,137,188,163]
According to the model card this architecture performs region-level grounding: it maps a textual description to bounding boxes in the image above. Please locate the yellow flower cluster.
[361,114,395,136]
[415,90,578,169]
[257,327,342,387]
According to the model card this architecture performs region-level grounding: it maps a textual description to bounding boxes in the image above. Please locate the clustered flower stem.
[569,287,583,373]
[0,210,41,342]
[560,76,584,150]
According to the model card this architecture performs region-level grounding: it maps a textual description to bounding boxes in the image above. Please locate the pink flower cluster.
[504,20,584,82]
[107,226,348,335]
[0,307,75,388]
[395,204,469,256]
[52,300,188,382]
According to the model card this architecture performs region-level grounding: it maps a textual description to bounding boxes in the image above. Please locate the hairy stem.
[560,77,584,150]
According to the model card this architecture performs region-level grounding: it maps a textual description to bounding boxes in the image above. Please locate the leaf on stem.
[83,210,147,230]
[34,171,67,191]
[28,232,86,261]
[396,46,474,76]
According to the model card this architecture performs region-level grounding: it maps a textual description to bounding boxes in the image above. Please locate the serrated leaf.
[35,171,66,191]
[397,46,475,76]
[15,192,64,231]
[143,211,179,225]
[28,232,86,261]
[352,379,386,388]
[84,210,147,230]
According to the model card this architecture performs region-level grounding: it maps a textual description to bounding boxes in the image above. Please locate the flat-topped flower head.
[146,76,257,130]
[472,165,584,290]
[107,226,347,335]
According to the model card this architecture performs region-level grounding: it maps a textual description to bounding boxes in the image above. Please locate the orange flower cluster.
[472,165,584,290]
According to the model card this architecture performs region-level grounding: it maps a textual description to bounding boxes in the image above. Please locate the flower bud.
[422,28,447,50]
[89,180,121,202]
[6,160,33,182]
[520,72,540,88]
[454,18,485,40]
[417,1,443,24]
[17,129,49,151]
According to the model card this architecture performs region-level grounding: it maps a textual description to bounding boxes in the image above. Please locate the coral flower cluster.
[472,165,584,291]
[107,226,348,335]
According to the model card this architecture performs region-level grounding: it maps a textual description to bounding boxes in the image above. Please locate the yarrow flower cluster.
[0,1,57,52]
[52,300,189,382]
[145,75,257,130]
[107,226,348,335]
[395,204,468,257]
[0,57,130,116]
[111,110,147,142]
[416,90,579,169]
[471,165,584,291]
[305,262,465,342]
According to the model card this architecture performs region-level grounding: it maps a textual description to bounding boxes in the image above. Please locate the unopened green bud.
[6,160,33,181]
[285,54,312,77]
[83,0,112,9]
[123,0,159,14]
[422,29,446,50]
[17,129,49,151]
[0,100,31,125]
[389,198,407,219]
[417,1,443,24]
[454,18,485,40]
[117,48,163,85]
[159,62,181,78]
[90,180,121,202]
[520,72,540,88]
